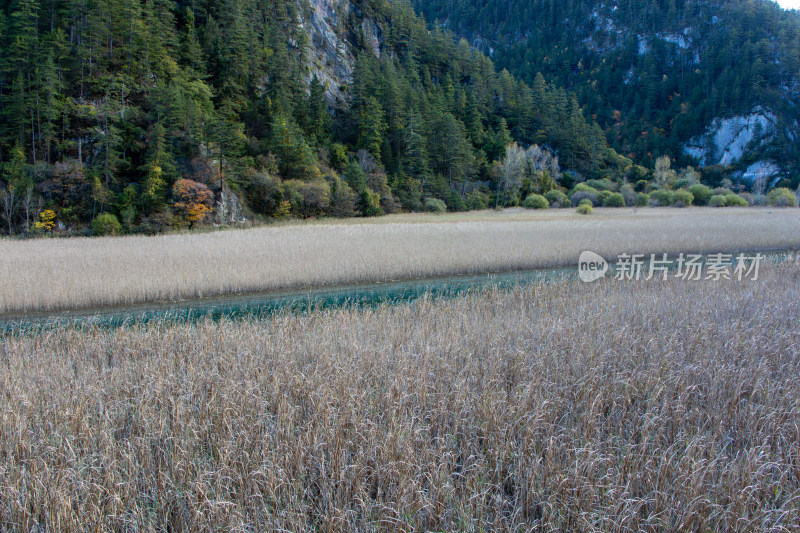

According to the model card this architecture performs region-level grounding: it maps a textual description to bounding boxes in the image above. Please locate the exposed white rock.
[217,186,248,225]
[361,19,382,59]
[590,7,616,33]
[303,0,356,107]
[637,35,650,55]
[741,161,781,183]
[683,107,777,167]
[657,29,692,50]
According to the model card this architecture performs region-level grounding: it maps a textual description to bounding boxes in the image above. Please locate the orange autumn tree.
[172,179,214,227]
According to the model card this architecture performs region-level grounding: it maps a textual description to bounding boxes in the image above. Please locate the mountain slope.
[0,0,621,234]
[413,0,800,187]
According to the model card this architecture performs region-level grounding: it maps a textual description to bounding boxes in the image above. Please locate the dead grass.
[1,261,799,531]
[1,207,799,315]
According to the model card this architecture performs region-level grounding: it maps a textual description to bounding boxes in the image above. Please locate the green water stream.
[0,267,574,334]
[2,250,795,335]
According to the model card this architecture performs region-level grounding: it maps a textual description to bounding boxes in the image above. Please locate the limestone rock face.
[302,0,384,108]
[303,0,355,108]
[217,186,247,225]
[681,108,797,182]
[683,108,778,168]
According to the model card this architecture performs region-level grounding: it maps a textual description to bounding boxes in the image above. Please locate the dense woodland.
[413,0,800,179]
[0,0,797,236]
[0,0,628,235]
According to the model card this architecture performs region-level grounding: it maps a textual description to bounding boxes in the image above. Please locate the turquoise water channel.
[0,267,574,335]
[2,250,795,335]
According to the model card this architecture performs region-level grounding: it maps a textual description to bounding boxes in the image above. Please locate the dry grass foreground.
[2,262,800,531]
[2,207,800,315]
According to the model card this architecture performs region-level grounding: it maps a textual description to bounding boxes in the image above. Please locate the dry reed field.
[1,261,799,531]
[2,207,800,315]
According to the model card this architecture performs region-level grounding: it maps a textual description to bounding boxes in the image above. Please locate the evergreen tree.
[180,8,206,78]
[141,123,175,211]
[302,75,332,146]
[270,112,317,181]
[358,97,388,159]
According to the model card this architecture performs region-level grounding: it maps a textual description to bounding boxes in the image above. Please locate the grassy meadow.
[2,207,800,315]
[1,260,799,531]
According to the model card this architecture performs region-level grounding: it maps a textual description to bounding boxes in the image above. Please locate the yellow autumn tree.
[172,179,213,227]
[33,210,56,232]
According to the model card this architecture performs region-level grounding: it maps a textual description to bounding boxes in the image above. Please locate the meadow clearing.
[2,207,800,315]
[1,260,799,531]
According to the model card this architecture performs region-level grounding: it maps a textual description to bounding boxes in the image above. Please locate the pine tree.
[208,101,246,187]
[358,97,387,159]
[302,75,332,146]
[270,112,317,181]
[7,0,40,73]
[402,111,430,179]
[180,8,207,79]
[37,50,63,164]
[430,111,474,186]
[141,123,175,211]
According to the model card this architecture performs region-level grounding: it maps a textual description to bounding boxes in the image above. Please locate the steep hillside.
[413,0,800,187]
[0,0,619,234]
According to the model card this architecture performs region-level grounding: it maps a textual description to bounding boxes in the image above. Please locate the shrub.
[603,192,625,207]
[285,179,331,218]
[597,190,612,205]
[635,193,650,207]
[649,189,674,207]
[767,188,798,207]
[725,194,749,207]
[522,194,550,209]
[465,190,490,211]
[359,189,383,217]
[712,187,734,197]
[585,178,614,191]
[393,175,424,212]
[688,184,713,206]
[137,209,175,234]
[571,191,598,207]
[571,183,599,195]
[709,195,727,207]
[273,200,292,220]
[92,213,122,236]
[576,203,593,215]
[119,206,137,230]
[738,192,757,206]
[620,184,636,206]
[446,190,467,212]
[327,178,358,218]
[423,197,447,213]
[710,194,748,207]
[545,190,570,208]
[242,171,282,216]
[329,143,348,171]
[673,189,694,207]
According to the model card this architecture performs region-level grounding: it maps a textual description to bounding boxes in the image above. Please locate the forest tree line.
[0,0,636,234]
[414,0,800,183]
[5,0,788,236]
